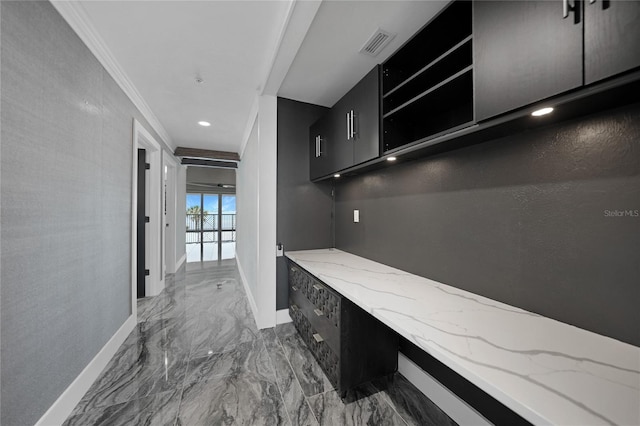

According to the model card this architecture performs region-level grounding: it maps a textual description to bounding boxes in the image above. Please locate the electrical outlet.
[276,243,284,257]
[354,210,360,223]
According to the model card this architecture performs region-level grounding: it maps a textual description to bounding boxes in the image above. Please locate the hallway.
[64,261,455,425]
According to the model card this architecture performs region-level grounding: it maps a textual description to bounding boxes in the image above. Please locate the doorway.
[186,193,236,262]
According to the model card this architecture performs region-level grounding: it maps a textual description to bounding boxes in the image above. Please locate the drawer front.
[289,263,341,328]
[290,283,340,354]
[289,301,340,389]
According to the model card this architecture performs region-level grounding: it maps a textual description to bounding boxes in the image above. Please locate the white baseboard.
[35,315,136,426]
[175,253,186,271]
[398,353,490,426]
[276,308,292,325]
[236,254,260,330]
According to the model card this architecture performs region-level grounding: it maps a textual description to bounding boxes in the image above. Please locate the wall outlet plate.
[276,243,284,257]
[354,210,360,223]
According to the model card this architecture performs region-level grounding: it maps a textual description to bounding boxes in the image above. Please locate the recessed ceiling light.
[334,174,341,178]
[387,156,397,162]
[531,107,554,117]
[198,121,211,127]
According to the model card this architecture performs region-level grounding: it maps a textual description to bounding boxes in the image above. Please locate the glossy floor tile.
[65,260,456,426]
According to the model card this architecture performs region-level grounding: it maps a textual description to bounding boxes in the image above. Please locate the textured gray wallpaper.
[276,98,333,309]
[0,2,166,424]
[336,102,640,346]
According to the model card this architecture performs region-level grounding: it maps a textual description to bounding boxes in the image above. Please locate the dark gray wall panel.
[336,103,640,346]
[0,2,167,424]
[277,98,333,309]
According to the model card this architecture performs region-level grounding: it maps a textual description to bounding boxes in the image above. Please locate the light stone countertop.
[285,248,640,426]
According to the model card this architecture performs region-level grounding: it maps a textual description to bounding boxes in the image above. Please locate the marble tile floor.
[64,260,456,426]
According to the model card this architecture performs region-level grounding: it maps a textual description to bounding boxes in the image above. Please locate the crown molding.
[51,1,175,151]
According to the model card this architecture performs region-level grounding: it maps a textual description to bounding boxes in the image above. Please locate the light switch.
[354,210,360,223]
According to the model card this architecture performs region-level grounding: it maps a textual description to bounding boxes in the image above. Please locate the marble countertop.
[285,249,640,426]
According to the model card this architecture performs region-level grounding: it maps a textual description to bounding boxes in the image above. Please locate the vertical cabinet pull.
[315,135,320,158]
[563,0,575,18]
[313,333,324,343]
[346,112,351,140]
[350,110,355,139]
[346,110,356,140]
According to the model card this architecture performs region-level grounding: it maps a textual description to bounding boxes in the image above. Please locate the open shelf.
[381,0,474,153]
[383,69,474,152]
[382,0,472,94]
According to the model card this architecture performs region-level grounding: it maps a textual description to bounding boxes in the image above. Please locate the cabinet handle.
[318,136,323,157]
[563,0,575,18]
[313,283,324,291]
[589,0,595,3]
[350,110,355,139]
[346,112,351,140]
[292,286,298,291]
[290,304,298,311]
[314,308,324,316]
[313,333,324,343]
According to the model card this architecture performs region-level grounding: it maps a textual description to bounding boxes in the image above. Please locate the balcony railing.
[186,213,236,231]
[186,213,236,244]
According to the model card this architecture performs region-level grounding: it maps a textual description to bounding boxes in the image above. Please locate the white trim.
[35,315,136,426]
[239,97,259,159]
[398,353,490,426]
[276,309,292,325]
[50,1,174,151]
[236,253,260,330]
[259,0,296,96]
[176,253,187,271]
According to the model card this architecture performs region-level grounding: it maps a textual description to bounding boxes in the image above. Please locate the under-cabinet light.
[334,174,341,178]
[531,107,554,117]
[198,121,211,127]
[387,156,397,162]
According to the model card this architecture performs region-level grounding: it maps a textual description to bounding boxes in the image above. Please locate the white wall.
[236,95,277,329]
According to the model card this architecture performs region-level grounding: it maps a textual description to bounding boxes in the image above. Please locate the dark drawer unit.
[288,261,398,396]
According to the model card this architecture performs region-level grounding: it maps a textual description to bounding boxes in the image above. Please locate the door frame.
[131,119,164,315]
[162,152,178,274]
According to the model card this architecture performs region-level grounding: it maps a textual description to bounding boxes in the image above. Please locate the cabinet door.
[584,0,640,85]
[474,1,583,121]
[309,114,332,180]
[349,66,381,165]
[331,95,359,173]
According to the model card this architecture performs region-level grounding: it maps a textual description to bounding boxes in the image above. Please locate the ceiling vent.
[359,28,396,57]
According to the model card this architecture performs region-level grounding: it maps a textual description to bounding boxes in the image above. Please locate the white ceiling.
[72,0,449,154]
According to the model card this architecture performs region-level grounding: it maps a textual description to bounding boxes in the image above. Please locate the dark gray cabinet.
[309,66,380,181]
[309,110,339,180]
[584,0,640,85]
[475,0,640,122]
[474,1,583,121]
[288,261,397,395]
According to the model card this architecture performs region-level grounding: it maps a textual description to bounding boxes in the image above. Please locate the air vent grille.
[359,28,396,57]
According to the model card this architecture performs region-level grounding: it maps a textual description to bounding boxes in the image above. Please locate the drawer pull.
[291,286,298,291]
[313,283,324,291]
[290,304,298,311]
[314,308,324,316]
[313,333,324,343]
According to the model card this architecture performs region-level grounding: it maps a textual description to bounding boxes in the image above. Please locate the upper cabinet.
[584,0,640,85]
[308,0,640,181]
[382,0,474,153]
[309,66,380,181]
[474,0,640,122]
